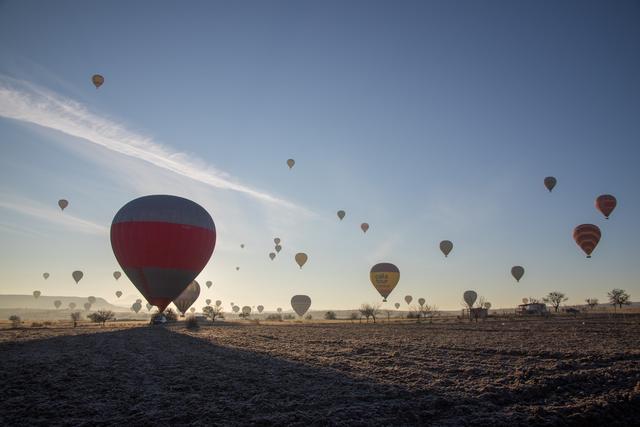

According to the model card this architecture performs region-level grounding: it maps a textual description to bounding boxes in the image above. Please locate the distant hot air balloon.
[232,305,240,313]
[236,266,240,271]
[131,302,141,313]
[116,291,123,298]
[337,210,345,220]
[33,290,41,299]
[240,244,245,249]
[68,302,76,310]
[215,300,222,307]
[394,302,400,309]
[418,298,425,306]
[275,245,282,253]
[361,223,369,233]
[274,238,281,245]
[92,74,104,88]
[484,302,492,309]
[287,159,295,169]
[204,299,210,306]
[511,266,525,282]
[43,272,49,280]
[242,306,251,316]
[257,305,264,313]
[84,302,92,311]
[173,280,201,315]
[269,252,276,260]
[58,199,68,211]
[463,291,477,307]
[206,281,212,289]
[110,195,216,313]
[136,299,142,304]
[190,307,196,314]
[295,253,308,269]
[439,240,453,257]
[88,296,96,304]
[54,300,62,309]
[277,307,283,313]
[573,224,601,258]
[72,270,83,284]
[544,176,557,192]
[113,271,121,280]
[522,298,528,304]
[405,295,412,305]
[291,295,311,317]
[370,263,400,302]
[595,195,617,219]
[146,303,153,312]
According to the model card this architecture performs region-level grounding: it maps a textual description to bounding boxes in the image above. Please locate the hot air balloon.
[405,295,412,305]
[190,307,196,314]
[131,302,141,313]
[58,199,68,211]
[511,266,525,282]
[68,302,76,310]
[87,296,96,305]
[370,263,400,302]
[146,303,153,312]
[269,252,276,260]
[236,266,240,271]
[240,244,245,249]
[72,270,83,284]
[203,299,210,306]
[595,195,616,219]
[291,295,311,317]
[361,223,369,233]
[257,305,264,313]
[463,290,477,307]
[522,298,528,304]
[544,176,557,192]
[274,238,281,245]
[337,210,345,220]
[113,271,121,280]
[573,224,601,258]
[116,291,123,298]
[439,240,453,257]
[206,281,212,289]
[232,305,240,313]
[418,298,425,306]
[33,290,41,299]
[173,280,201,315]
[110,195,216,313]
[215,300,222,307]
[484,302,492,309]
[287,159,295,169]
[242,306,251,316]
[84,302,92,311]
[277,307,283,313]
[54,300,62,309]
[43,272,49,280]
[275,245,282,253]
[136,299,142,304]
[295,253,308,269]
[394,302,400,309]
[92,74,104,88]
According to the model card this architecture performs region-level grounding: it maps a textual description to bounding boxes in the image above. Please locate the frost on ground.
[0,317,639,426]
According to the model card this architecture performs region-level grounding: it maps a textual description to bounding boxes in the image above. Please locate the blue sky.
[1,0,638,311]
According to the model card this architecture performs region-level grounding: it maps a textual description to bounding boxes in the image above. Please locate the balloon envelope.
[58,199,68,211]
[232,305,240,313]
[573,224,601,258]
[274,238,281,245]
[370,263,400,302]
[69,302,76,310]
[544,176,557,192]
[242,306,251,315]
[113,271,121,280]
[173,280,201,315]
[361,223,369,233]
[206,299,211,306]
[295,253,308,268]
[116,291,123,298]
[131,302,141,313]
[240,244,245,248]
[215,300,222,307]
[146,303,153,311]
[463,290,477,307]
[595,195,616,219]
[418,298,425,306]
[72,270,83,284]
[206,281,212,288]
[257,305,264,313]
[291,295,311,317]
[405,295,412,305]
[88,296,96,304]
[287,159,295,169]
[110,195,216,312]
[84,302,92,311]
[511,266,525,282]
[269,252,276,260]
[337,210,345,220]
[43,272,49,280]
[439,240,453,257]
[394,302,400,309]
[92,74,104,88]
[54,300,61,309]
[275,245,282,253]
[522,298,528,304]
[33,290,41,299]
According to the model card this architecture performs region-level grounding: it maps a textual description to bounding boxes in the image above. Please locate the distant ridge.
[0,295,128,311]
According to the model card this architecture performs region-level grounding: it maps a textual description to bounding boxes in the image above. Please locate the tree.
[585,298,599,310]
[350,312,360,323]
[324,311,337,320]
[202,305,224,323]
[359,303,380,323]
[608,289,631,310]
[543,291,568,312]
[87,310,115,326]
[9,315,21,329]
[70,311,81,328]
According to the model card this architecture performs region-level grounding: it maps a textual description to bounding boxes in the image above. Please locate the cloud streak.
[0,76,305,212]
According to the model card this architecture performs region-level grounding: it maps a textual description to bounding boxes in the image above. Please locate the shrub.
[9,315,21,328]
[185,315,199,330]
[31,322,44,327]
[43,321,53,326]
[305,314,313,320]
[324,311,337,320]
[87,310,116,326]
[266,314,283,321]
[283,314,295,320]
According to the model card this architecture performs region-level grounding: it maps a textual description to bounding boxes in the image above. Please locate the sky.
[0,0,639,312]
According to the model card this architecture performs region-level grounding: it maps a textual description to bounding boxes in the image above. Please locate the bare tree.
[585,298,599,310]
[350,312,360,323]
[202,305,224,323]
[324,311,337,320]
[87,310,115,327]
[359,303,380,323]
[543,291,568,312]
[608,289,631,310]
[70,311,81,328]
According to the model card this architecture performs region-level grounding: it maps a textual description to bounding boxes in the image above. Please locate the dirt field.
[1,317,639,426]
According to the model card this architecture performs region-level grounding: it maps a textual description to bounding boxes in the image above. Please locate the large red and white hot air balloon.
[110,195,216,312]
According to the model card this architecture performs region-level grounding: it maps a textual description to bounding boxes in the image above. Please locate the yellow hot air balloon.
[287,159,295,169]
[92,74,104,88]
[369,263,400,302]
[295,253,308,269]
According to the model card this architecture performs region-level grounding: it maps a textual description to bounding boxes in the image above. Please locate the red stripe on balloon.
[111,221,216,271]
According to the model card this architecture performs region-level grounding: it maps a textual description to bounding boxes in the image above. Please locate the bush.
[324,311,337,320]
[266,314,283,321]
[407,311,420,319]
[283,314,295,320]
[185,315,199,330]
[88,310,116,326]
[31,322,44,327]
[305,314,313,320]
[164,308,178,322]
[43,321,53,326]
[9,315,21,328]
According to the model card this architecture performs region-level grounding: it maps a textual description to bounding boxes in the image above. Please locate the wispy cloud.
[0,75,306,213]
[0,196,109,236]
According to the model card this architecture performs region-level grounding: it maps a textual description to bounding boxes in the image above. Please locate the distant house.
[517,303,548,315]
